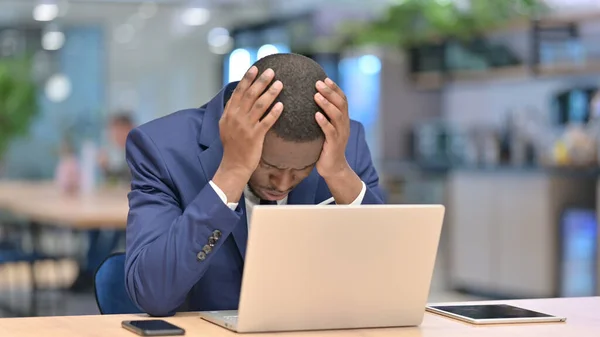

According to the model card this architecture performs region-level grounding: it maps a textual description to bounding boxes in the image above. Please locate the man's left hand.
[314,78,363,205]
[314,78,351,179]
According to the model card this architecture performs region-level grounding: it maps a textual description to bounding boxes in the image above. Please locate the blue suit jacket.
[125,82,385,316]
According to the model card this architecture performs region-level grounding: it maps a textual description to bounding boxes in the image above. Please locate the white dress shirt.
[209,180,367,227]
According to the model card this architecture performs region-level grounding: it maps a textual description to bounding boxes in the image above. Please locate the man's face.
[248,131,323,201]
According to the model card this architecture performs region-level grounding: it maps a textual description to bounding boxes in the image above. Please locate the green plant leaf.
[342,0,550,48]
[0,57,39,162]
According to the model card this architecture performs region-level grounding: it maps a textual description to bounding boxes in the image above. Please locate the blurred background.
[0,0,599,317]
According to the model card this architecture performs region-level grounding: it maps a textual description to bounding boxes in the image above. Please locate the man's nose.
[270,172,294,192]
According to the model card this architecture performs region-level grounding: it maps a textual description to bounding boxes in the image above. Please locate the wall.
[1,2,269,178]
[443,75,600,126]
[4,25,105,179]
[444,20,600,126]
[378,49,443,162]
[92,3,269,123]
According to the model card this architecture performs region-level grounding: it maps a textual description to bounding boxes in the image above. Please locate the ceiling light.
[228,48,251,83]
[257,44,280,59]
[33,3,59,22]
[42,30,65,51]
[181,7,210,26]
[207,27,230,47]
[358,55,382,75]
[45,74,71,103]
[208,27,232,54]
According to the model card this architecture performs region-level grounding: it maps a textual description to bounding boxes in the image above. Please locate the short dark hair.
[109,112,134,126]
[253,53,327,142]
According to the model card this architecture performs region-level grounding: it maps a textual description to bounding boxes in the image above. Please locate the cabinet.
[448,171,595,298]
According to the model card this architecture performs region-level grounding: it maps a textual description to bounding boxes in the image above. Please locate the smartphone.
[122,320,185,336]
[426,304,567,325]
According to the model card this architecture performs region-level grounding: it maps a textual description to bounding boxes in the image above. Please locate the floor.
[0,259,98,317]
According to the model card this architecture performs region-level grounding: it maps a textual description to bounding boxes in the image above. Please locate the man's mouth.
[261,189,288,201]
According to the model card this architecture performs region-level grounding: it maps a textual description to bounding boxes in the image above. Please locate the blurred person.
[125,54,384,316]
[98,113,134,183]
[70,113,134,292]
[54,140,80,195]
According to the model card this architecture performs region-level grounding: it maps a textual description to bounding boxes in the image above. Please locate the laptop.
[199,204,445,333]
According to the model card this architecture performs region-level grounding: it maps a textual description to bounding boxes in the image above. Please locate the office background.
[0,0,599,317]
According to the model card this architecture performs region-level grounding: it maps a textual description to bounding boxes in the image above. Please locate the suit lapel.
[288,169,319,205]
[197,138,223,185]
[231,197,248,259]
[197,82,249,261]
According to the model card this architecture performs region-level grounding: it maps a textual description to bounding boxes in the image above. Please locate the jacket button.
[196,251,206,261]
[208,236,216,247]
[202,244,212,254]
[213,230,222,240]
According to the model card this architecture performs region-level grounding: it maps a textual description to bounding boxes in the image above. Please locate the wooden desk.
[0,181,128,229]
[0,297,598,337]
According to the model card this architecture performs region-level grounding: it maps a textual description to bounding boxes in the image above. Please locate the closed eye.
[261,158,316,171]
[260,160,278,169]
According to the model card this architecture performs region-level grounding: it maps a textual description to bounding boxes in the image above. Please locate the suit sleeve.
[124,127,242,317]
[354,123,385,204]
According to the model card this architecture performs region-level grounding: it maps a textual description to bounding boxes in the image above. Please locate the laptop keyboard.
[223,315,238,323]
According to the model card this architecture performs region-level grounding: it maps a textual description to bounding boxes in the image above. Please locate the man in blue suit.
[125,53,384,316]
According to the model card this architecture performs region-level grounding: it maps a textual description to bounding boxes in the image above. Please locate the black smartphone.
[122,320,185,336]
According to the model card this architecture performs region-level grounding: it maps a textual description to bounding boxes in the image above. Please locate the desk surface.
[0,181,129,229]
[0,297,598,337]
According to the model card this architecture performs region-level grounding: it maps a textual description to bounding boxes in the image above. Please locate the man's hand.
[314,78,362,204]
[314,78,351,178]
[213,66,283,203]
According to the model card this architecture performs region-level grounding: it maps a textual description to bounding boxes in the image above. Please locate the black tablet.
[426,304,567,325]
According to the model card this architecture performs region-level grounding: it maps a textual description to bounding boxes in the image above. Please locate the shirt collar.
[244,185,288,205]
[244,185,261,205]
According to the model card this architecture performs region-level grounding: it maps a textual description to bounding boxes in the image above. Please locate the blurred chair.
[0,218,63,316]
[93,252,141,314]
[0,243,42,316]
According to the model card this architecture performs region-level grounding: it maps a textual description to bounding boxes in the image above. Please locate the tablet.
[426,304,567,325]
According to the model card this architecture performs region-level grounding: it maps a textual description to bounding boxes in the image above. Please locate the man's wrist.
[322,164,363,205]
[323,163,356,186]
[319,160,352,181]
[212,164,252,203]
[218,156,255,178]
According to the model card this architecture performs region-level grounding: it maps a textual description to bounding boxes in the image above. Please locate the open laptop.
[199,204,445,333]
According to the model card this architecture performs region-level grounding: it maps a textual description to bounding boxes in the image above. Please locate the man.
[125,54,384,316]
[98,113,134,183]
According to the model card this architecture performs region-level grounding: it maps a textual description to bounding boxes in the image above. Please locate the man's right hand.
[212,66,283,203]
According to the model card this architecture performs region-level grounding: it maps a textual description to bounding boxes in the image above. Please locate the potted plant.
[343,0,548,48]
[0,57,38,175]
[337,0,549,74]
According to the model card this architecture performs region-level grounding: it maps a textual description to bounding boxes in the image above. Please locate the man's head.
[108,113,134,149]
[247,53,328,201]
